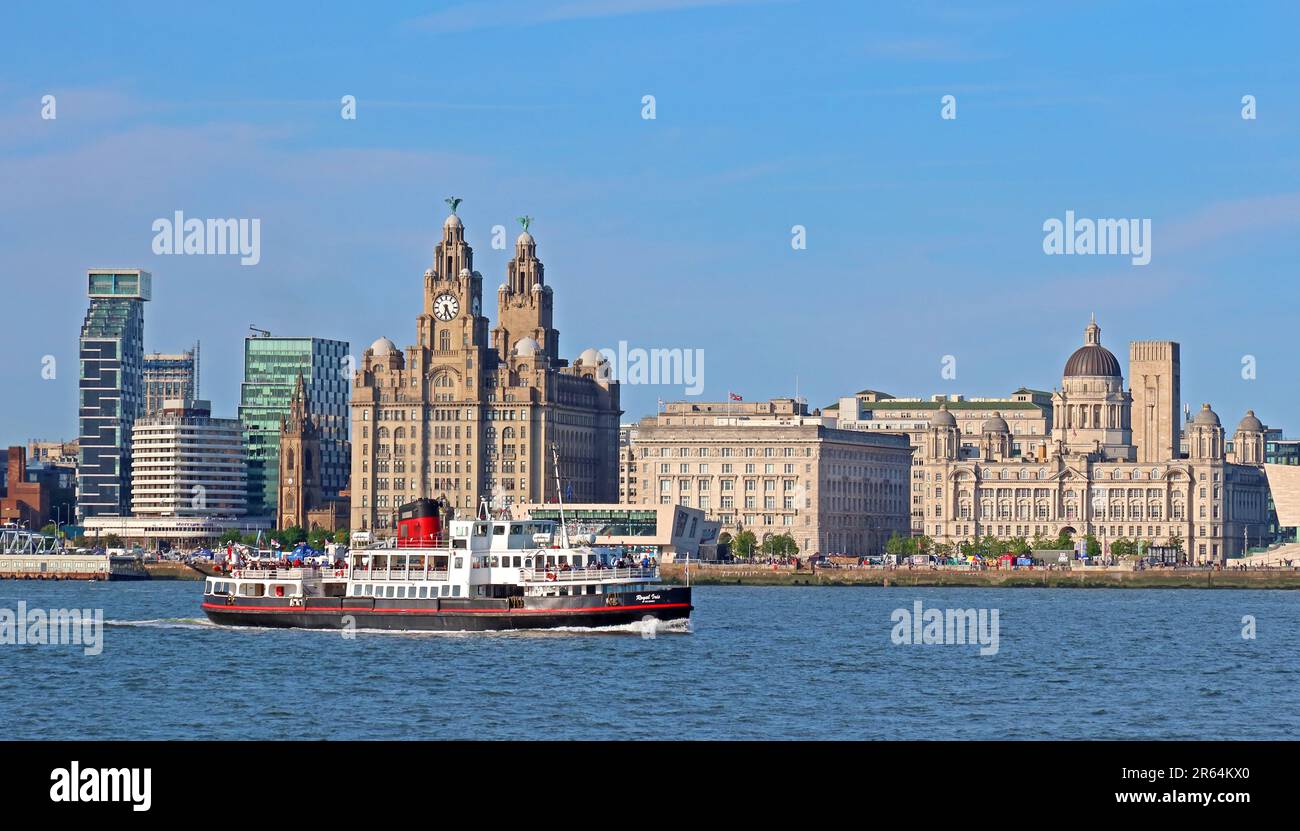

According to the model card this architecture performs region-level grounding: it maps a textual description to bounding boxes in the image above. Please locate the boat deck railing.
[226,567,325,580]
[350,568,450,582]
[519,566,658,583]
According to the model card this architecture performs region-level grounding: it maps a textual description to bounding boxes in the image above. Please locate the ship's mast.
[551,442,571,549]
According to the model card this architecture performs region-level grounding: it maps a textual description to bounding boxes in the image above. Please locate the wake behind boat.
[200,498,692,633]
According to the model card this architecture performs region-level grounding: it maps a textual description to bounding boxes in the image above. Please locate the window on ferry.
[441,585,449,596]
[513,556,521,567]
[524,558,533,568]
[452,585,461,597]
[493,524,507,535]
[351,585,363,596]
[491,556,499,567]
[397,586,407,598]
[473,524,489,537]
[418,587,428,598]
[386,586,396,598]
[510,524,522,535]
[454,557,464,570]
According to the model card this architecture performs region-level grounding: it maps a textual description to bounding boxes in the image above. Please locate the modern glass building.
[143,345,199,417]
[1264,435,1300,543]
[77,269,151,520]
[238,335,350,518]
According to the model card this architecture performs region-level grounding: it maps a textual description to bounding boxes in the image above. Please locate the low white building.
[130,398,247,517]
[82,515,272,546]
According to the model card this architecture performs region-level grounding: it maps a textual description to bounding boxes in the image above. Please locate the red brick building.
[1,447,50,527]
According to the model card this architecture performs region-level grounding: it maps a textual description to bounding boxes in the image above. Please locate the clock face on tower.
[433,293,460,321]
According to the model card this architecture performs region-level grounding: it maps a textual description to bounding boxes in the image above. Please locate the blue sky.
[2,0,1299,447]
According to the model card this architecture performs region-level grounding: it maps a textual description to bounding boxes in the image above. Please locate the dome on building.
[424,267,435,279]
[1064,345,1122,377]
[517,231,534,245]
[931,405,957,428]
[514,337,540,357]
[370,336,397,356]
[1237,410,1264,432]
[577,347,605,366]
[982,412,1010,433]
[444,213,462,228]
[532,283,542,292]
[1192,403,1221,426]
[1063,316,1122,378]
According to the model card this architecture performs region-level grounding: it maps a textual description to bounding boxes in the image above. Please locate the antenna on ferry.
[551,442,571,549]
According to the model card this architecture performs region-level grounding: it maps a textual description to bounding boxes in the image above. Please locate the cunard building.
[350,203,621,535]
[915,317,1270,563]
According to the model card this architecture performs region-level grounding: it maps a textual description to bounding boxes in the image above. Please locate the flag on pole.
[729,392,743,401]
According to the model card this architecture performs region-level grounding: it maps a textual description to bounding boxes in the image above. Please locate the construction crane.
[249,325,272,338]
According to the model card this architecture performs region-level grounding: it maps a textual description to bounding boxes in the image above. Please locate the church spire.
[289,372,310,429]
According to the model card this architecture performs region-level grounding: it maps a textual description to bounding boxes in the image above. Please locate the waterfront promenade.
[661,562,1300,589]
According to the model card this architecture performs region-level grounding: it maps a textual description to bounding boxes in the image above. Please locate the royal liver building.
[350,203,621,535]
[916,317,1269,563]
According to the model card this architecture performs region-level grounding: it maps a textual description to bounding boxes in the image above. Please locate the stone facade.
[830,388,1053,461]
[629,398,913,556]
[1129,340,1180,464]
[618,423,639,504]
[349,209,621,535]
[915,319,1270,563]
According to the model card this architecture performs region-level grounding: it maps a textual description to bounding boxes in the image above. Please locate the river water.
[2,581,1297,740]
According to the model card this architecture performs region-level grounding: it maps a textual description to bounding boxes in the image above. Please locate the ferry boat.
[200,498,692,633]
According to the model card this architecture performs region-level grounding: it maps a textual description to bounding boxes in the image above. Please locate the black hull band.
[201,587,692,632]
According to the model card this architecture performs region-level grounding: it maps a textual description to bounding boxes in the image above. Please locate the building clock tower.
[349,199,621,535]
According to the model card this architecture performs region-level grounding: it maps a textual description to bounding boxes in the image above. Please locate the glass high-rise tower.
[238,334,350,518]
[78,269,151,520]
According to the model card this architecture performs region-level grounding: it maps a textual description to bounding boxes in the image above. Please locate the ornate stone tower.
[978,413,1012,461]
[1185,403,1226,461]
[277,374,322,530]
[350,201,622,535]
[1231,411,1266,465]
[492,219,559,365]
[923,405,960,461]
[1051,316,1135,461]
